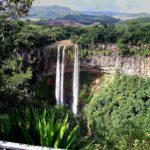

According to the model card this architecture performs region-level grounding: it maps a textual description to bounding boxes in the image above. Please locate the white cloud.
[116,0,128,11]
[33,0,150,13]
[114,0,150,13]
[33,0,80,10]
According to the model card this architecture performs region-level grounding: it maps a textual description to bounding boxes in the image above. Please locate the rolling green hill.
[83,11,150,19]
[57,14,120,25]
[29,6,120,25]
[116,17,150,31]
[29,5,78,18]
[29,5,150,21]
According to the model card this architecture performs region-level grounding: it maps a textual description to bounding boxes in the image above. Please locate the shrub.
[1,107,78,149]
[1,106,93,149]
[84,75,150,149]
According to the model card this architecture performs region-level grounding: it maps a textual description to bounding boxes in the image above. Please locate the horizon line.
[31,5,150,14]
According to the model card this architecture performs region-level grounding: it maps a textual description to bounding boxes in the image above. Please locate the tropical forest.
[0,0,150,150]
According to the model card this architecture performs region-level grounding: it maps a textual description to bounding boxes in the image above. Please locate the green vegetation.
[5,108,78,149]
[85,75,150,149]
[29,5,77,19]
[0,0,33,107]
[29,5,120,25]
[2,17,148,58]
[117,17,150,27]
[0,106,93,149]
[7,17,149,58]
[0,1,150,149]
[71,21,150,56]
[58,14,120,25]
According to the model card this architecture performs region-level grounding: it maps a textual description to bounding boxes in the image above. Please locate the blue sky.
[33,0,150,13]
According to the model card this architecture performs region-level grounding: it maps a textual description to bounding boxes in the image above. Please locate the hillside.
[56,14,120,25]
[29,5,78,18]
[29,5,150,21]
[82,11,150,20]
[117,17,150,26]
[29,6,120,25]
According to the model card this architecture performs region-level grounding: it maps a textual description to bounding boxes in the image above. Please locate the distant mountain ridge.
[82,11,150,20]
[29,5,150,20]
[29,5,78,18]
[29,5,120,25]
[56,14,119,25]
[29,5,150,26]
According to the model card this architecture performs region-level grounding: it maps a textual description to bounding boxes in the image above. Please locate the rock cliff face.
[81,54,150,77]
[34,45,150,80]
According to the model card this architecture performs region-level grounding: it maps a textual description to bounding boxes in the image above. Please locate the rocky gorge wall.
[27,45,150,80]
[81,54,150,77]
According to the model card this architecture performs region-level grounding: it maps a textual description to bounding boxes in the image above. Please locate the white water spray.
[72,45,79,115]
[55,44,79,115]
[60,46,66,104]
[55,46,61,104]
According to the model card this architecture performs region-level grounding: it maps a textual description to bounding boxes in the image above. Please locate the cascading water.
[60,46,65,104]
[72,45,79,115]
[55,46,61,104]
[55,44,79,115]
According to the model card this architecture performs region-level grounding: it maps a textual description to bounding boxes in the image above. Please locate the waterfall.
[72,45,79,115]
[60,46,65,104]
[55,44,79,115]
[55,46,61,104]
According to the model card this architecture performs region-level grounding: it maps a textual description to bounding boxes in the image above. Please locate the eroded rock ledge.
[33,44,150,80]
[81,54,150,77]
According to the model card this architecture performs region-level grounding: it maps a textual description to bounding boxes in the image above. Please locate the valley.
[0,2,150,150]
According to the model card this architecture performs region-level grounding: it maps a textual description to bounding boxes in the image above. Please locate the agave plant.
[15,108,78,149]
[3,107,93,149]
[35,110,78,149]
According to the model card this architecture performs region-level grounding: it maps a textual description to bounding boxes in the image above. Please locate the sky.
[33,0,150,13]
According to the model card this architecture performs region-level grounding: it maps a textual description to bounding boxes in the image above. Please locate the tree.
[116,39,130,56]
[84,75,150,149]
[0,0,33,18]
[0,0,34,113]
[0,0,34,62]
